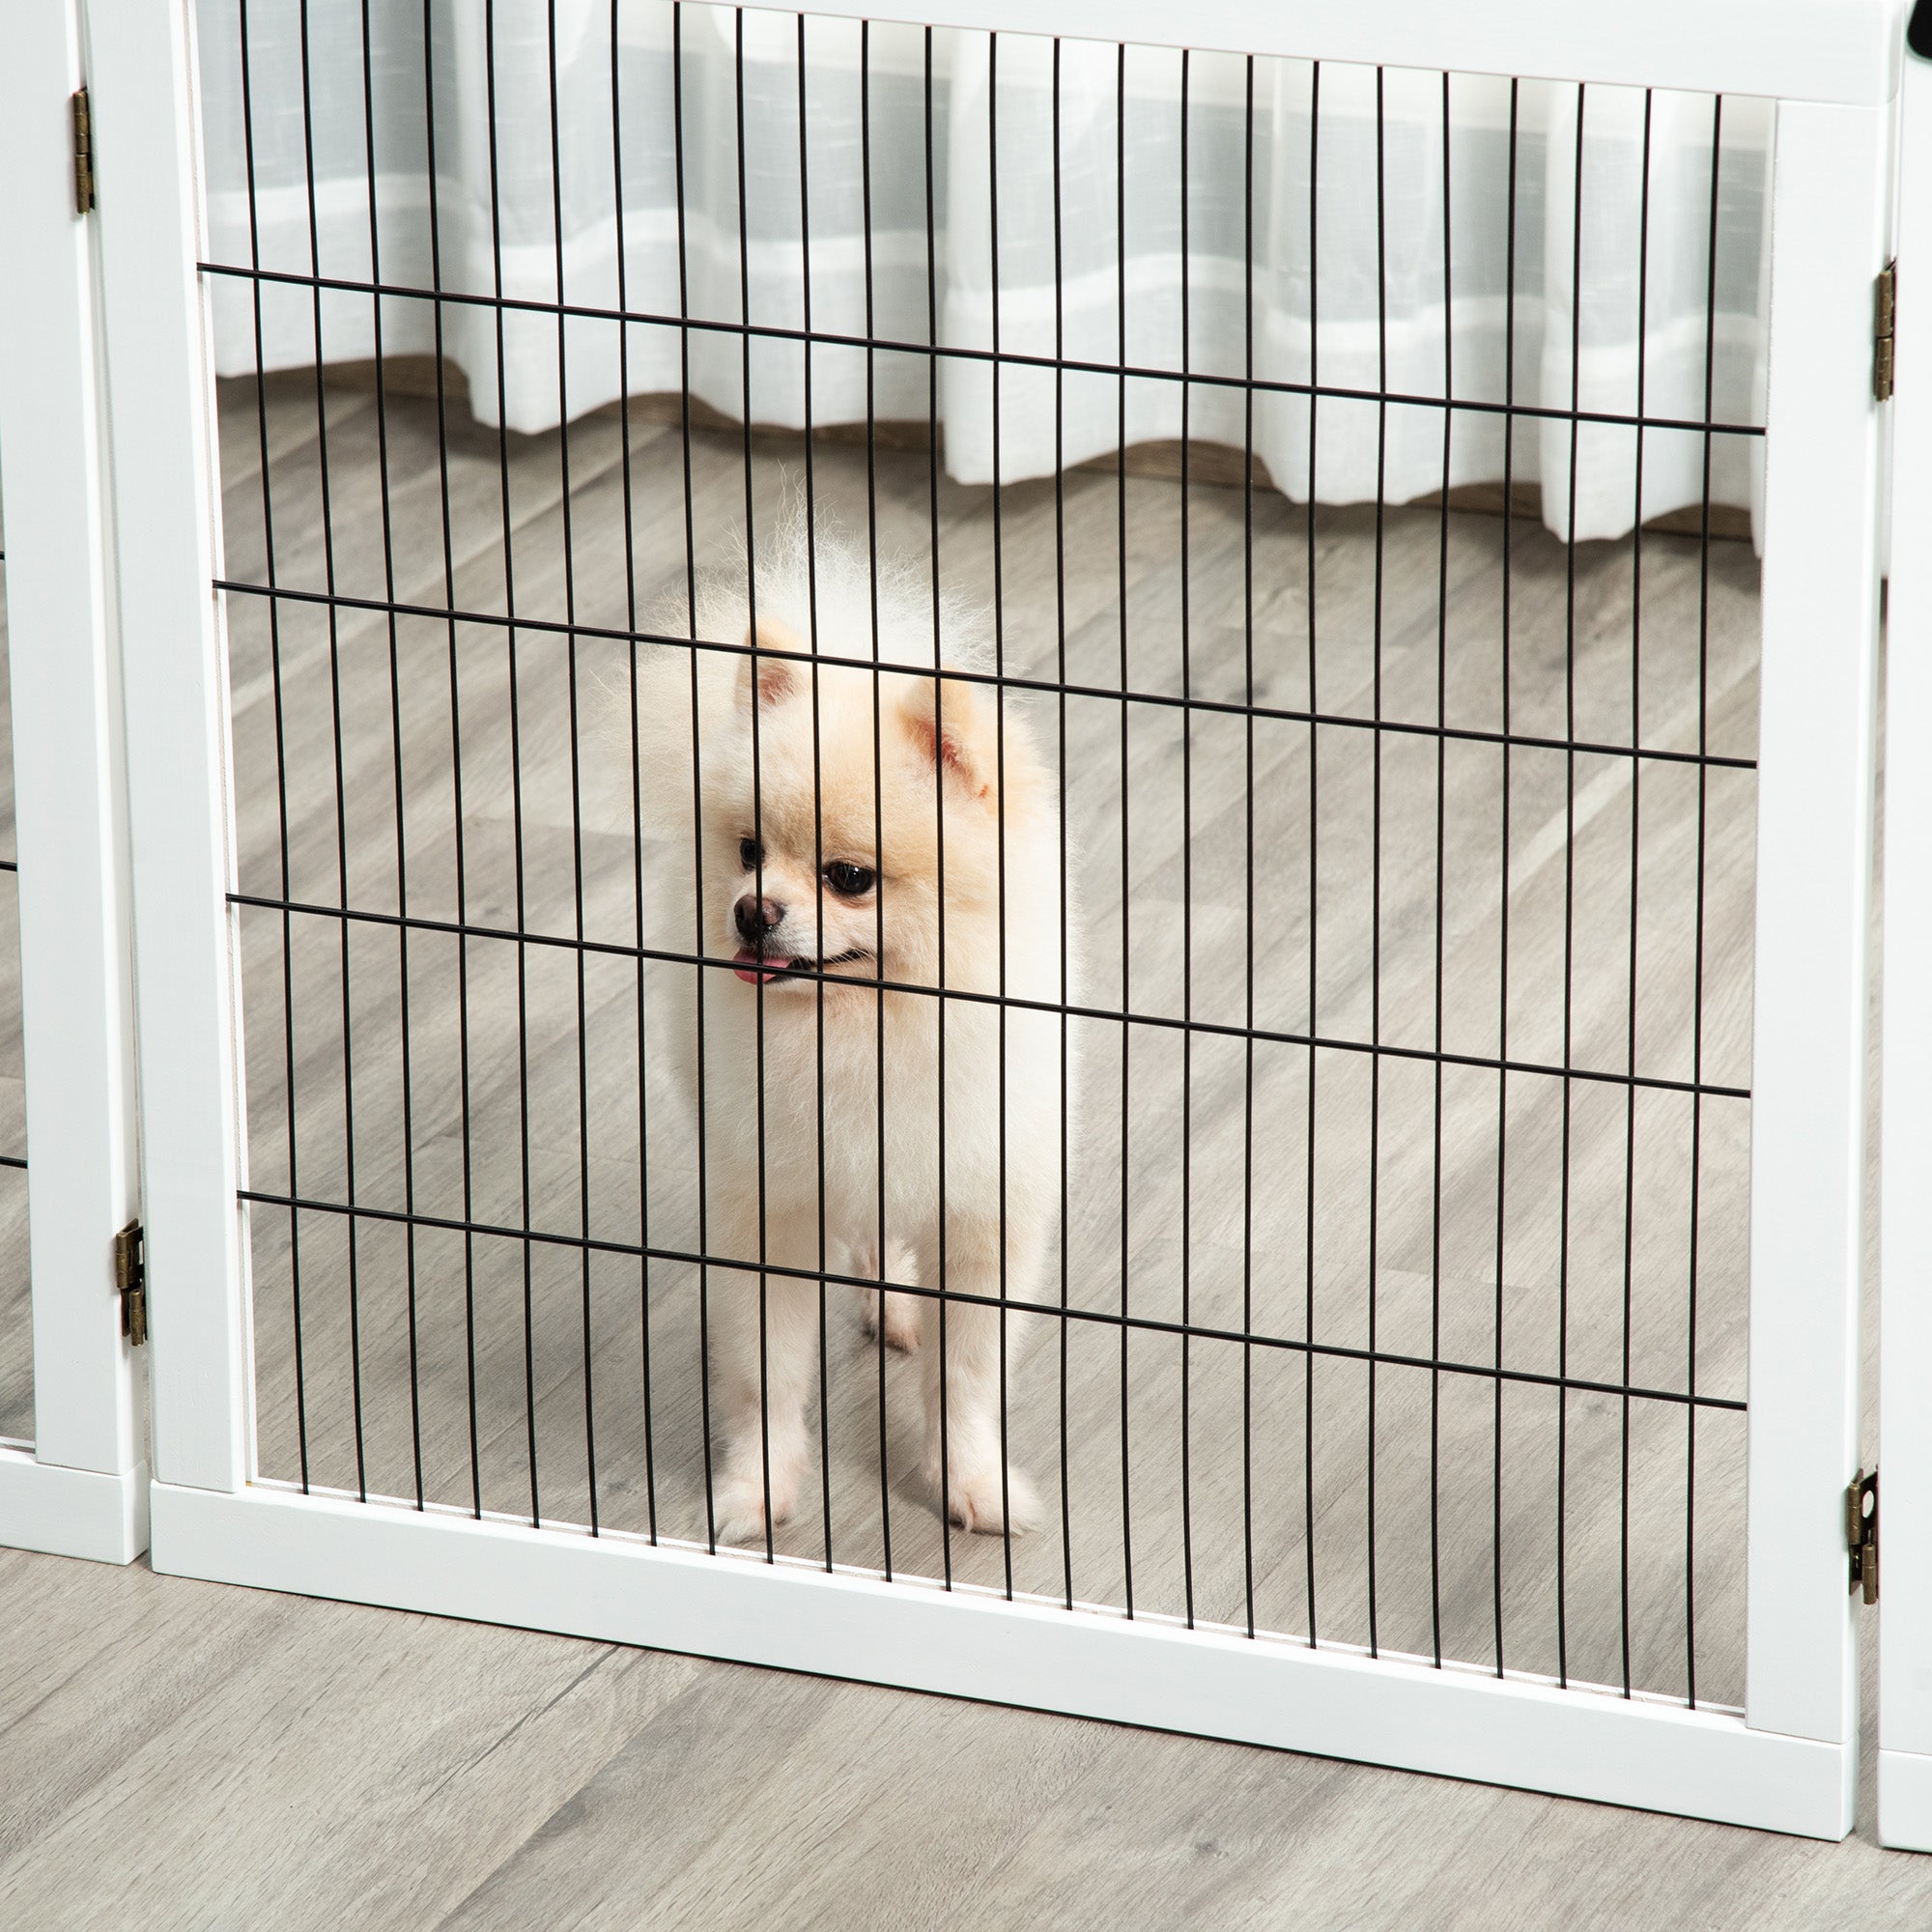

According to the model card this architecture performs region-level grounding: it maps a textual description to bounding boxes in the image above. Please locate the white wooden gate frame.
[0,0,148,1566]
[1881,7,1932,1858]
[46,0,1905,1836]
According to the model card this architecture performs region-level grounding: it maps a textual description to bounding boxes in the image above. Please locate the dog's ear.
[737,616,803,710]
[896,668,997,805]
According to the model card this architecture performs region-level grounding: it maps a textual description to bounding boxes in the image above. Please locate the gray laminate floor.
[0,1538,1924,1930]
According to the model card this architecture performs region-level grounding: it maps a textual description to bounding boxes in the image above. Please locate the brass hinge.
[113,1220,146,1348]
[71,86,95,214]
[1877,261,1897,402]
[1848,1467,1880,1605]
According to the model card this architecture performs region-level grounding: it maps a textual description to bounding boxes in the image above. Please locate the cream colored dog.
[634,514,1071,1544]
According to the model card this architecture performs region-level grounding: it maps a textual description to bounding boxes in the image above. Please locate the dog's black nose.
[734,895,783,942]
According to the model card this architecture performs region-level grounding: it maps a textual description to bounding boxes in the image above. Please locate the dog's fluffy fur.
[630,511,1071,1543]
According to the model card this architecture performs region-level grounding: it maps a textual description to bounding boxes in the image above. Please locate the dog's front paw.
[713,1468,789,1546]
[928,1455,1038,1536]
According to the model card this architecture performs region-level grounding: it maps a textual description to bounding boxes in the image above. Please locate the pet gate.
[0,11,148,1566]
[13,0,1906,1838]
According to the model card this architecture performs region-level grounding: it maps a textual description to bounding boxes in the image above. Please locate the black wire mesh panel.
[0,518,36,1448]
[205,1,1762,1708]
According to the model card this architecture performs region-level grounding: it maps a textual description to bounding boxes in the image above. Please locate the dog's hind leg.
[710,1209,823,1546]
[849,1237,922,1353]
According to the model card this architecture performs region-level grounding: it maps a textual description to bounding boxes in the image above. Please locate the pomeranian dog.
[631,508,1072,1545]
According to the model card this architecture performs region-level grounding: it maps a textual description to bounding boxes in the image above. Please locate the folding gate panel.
[0,0,148,1565]
[1883,15,1932,1857]
[103,0,1895,1833]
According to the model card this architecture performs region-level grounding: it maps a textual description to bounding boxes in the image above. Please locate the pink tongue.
[733,947,784,984]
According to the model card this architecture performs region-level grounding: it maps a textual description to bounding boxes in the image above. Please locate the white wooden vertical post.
[1881,32,1932,1858]
[1747,97,1893,1819]
[86,0,251,1500]
[0,0,148,1562]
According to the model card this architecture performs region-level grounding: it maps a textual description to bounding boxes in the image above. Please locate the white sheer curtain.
[196,0,1771,543]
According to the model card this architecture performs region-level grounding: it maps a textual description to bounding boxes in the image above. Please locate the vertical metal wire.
[418,0,482,1520]
[1115,36,1135,1622]
[1177,43,1196,1634]
[236,0,308,1494]
[542,0,599,1539]
[1621,88,1657,1700]
[612,0,657,1545]
[731,7,777,1565]
[1686,93,1727,1713]
[356,0,423,1509]
[481,0,541,1530]
[296,0,366,1502]
[1052,35,1074,1613]
[987,30,1016,1599]
[1428,67,1454,1671]
[795,11,835,1573]
[1492,74,1521,1679]
[923,23,953,1583]
[860,16,895,1584]
[1238,49,1258,1645]
[670,1,716,1553]
[1302,56,1322,1651]
[1556,82,1590,1687]
[1366,61,1388,1659]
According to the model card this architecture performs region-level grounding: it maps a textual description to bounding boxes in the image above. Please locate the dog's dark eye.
[824,862,876,898]
[739,838,762,871]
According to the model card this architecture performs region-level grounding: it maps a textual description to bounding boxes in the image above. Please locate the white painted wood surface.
[1745,99,1890,1782]
[0,0,146,1560]
[791,0,1907,108]
[150,1478,1854,1839]
[0,1443,148,1565]
[88,0,253,1498]
[1881,33,1932,1860]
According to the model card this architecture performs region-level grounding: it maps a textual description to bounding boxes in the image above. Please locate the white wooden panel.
[1881,38,1932,1856]
[792,0,1904,107]
[150,1481,1854,1839]
[88,0,250,1495]
[0,0,146,1548]
[1747,98,1891,1753]
[1882,1749,1932,1853]
[0,1445,148,1565]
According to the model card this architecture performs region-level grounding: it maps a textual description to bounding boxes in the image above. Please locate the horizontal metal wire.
[240,1183,1746,1415]
[214,579,1759,776]
[199,260,1769,442]
[230,889,1753,1101]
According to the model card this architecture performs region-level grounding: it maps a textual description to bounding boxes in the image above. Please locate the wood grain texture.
[0,1547,1922,1929]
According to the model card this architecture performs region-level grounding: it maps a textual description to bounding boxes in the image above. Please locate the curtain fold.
[197,0,1771,544]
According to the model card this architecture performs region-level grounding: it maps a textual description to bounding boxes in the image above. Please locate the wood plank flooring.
[0,1535,1923,1930]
